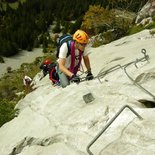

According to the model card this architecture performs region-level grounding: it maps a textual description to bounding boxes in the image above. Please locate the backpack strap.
[69,41,82,75]
[49,67,59,83]
[66,40,72,57]
[49,63,59,83]
[74,50,82,74]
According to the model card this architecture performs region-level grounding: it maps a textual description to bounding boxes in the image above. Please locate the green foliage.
[152,16,155,22]
[106,0,147,12]
[92,39,105,48]
[6,66,12,73]
[0,56,5,63]
[0,80,14,99]
[0,0,54,56]
[0,0,148,57]
[82,5,135,36]
[62,21,69,34]
[33,38,40,48]
[0,40,18,57]
[127,24,145,35]
[0,57,43,102]
[69,17,82,34]
[42,36,48,49]
[33,56,44,65]
[145,22,155,29]
[149,29,155,35]
[82,5,135,47]
[128,22,155,36]
[111,10,136,38]
[0,99,17,127]
[127,22,155,36]
[0,72,24,101]
[92,30,117,47]
[42,47,48,53]
[102,31,115,44]
[82,5,114,34]
[52,20,61,33]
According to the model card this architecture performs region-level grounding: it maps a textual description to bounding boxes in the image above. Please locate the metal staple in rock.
[86,105,143,155]
[96,49,155,100]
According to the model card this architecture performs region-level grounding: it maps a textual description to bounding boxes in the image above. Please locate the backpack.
[48,63,59,84]
[56,34,73,58]
[40,63,49,76]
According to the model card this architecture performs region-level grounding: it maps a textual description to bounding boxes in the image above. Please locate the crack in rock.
[9,134,67,155]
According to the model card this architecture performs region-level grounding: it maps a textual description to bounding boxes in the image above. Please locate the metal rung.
[86,105,143,155]
[123,61,155,101]
[96,49,149,83]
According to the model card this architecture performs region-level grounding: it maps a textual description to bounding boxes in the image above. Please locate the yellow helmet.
[73,30,89,44]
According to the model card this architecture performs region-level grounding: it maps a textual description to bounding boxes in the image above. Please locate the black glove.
[70,74,80,84]
[86,72,94,80]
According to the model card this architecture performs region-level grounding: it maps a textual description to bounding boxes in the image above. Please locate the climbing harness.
[86,105,143,155]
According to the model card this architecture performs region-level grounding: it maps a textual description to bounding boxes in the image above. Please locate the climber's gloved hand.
[70,74,80,84]
[86,71,94,80]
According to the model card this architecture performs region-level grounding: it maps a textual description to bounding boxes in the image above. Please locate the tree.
[53,20,61,33]
[82,5,114,34]
[1,40,18,57]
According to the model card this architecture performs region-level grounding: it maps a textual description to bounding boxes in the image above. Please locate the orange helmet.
[73,30,89,44]
[43,59,51,65]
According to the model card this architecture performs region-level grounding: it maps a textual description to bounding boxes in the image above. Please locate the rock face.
[0,29,155,155]
[135,0,155,25]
